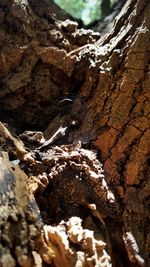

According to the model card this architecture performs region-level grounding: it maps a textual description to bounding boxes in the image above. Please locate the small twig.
[67,44,94,56]
[38,126,67,150]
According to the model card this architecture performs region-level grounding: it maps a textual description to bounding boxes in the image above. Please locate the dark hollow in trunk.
[0,0,149,266]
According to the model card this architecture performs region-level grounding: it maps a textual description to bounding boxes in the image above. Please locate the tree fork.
[0,0,149,266]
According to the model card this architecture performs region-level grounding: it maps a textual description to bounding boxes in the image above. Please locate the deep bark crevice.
[0,0,149,266]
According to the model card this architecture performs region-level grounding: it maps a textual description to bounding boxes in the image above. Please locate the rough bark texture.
[0,0,150,267]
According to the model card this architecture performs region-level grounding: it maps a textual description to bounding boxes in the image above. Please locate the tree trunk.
[0,0,149,267]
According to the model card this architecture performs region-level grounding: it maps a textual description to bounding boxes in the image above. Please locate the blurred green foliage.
[54,0,117,25]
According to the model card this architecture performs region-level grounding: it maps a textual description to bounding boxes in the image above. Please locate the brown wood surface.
[0,0,149,266]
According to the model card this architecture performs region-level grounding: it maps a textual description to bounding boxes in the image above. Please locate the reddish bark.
[0,0,149,266]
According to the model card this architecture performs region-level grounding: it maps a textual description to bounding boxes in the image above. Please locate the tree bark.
[0,0,150,266]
